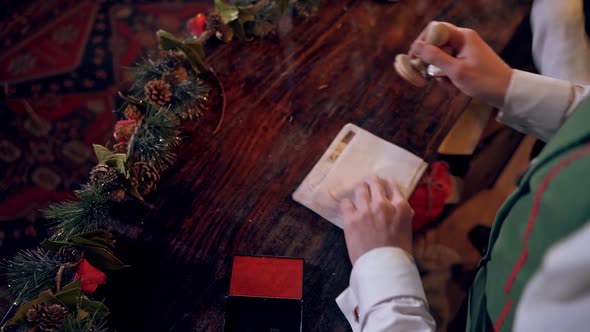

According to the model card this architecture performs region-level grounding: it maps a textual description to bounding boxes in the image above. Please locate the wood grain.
[105,1,530,330]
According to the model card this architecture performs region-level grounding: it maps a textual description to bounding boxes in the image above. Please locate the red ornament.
[113,119,137,143]
[408,161,453,232]
[187,13,207,37]
[74,259,107,293]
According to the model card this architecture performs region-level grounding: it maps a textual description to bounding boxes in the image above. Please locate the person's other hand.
[409,21,512,108]
[340,176,414,265]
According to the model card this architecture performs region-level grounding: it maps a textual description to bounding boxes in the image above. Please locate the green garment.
[466,98,590,331]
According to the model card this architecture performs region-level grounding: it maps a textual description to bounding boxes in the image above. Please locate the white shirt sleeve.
[530,0,590,84]
[513,222,590,331]
[337,224,590,332]
[336,247,436,332]
[497,69,590,142]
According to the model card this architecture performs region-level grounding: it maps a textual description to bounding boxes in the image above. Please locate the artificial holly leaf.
[93,144,113,164]
[117,93,149,109]
[156,29,183,51]
[237,1,264,24]
[104,153,129,178]
[43,231,116,251]
[55,288,80,309]
[104,153,126,163]
[87,235,116,250]
[42,239,71,251]
[61,279,82,293]
[37,290,62,305]
[215,0,239,24]
[179,43,208,73]
[83,247,128,271]
[77,230,116,249]
[55,280,82,310]
[156,30,208,74]
[80,296,109,320]
[69,236,111,250]
[185,40,206,61]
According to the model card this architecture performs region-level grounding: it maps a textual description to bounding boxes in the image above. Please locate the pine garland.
[2,248,61,303]
[45,185,116,241]
[127,106,181,172]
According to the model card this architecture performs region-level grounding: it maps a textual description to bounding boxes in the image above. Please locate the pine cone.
[159,51,187,71]
[26,303,43,323]
[89,164,125,193]
[89,164,111,183]
[169,66,189,85]
[130,162,160,196]
[57,245,83,264]
[113,142,128,154]
[123,104,143,120]
[27,303,68,331]
[207,14,234,42]
[145,79,172,106]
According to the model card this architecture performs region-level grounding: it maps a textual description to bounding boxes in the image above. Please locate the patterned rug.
[0,0,208,258]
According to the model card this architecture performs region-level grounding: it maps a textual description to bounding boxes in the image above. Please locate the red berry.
[187,13,207,36]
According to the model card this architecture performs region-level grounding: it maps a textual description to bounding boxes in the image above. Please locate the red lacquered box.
[224,255,304,332]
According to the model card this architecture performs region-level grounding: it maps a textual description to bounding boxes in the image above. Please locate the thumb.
[413,41,460,73]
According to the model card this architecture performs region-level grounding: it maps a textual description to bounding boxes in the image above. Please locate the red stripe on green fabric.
[493,143,590,331]
[493,299,512,332]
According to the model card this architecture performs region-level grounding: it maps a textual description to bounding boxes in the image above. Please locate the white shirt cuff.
[336,287,361,331]
[498,69,573,142]
[336,247,426,329]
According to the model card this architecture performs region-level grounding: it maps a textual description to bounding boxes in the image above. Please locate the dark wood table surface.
[106,1,530,330]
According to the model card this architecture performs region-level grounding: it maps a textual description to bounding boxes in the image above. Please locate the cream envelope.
[293,123,427,228]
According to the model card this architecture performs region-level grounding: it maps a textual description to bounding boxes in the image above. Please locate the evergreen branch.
[129,59,164,97]
[1,248,61,303]
[170,76,210,120]
[46,185,116,241]
[128,107,180,172]
[127,52,210,121]
[60,311,108,332]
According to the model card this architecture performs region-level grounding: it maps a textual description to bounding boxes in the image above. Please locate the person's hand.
[340,176,414,265]
[409,21,512,108]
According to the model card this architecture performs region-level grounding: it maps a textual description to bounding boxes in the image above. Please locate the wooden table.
[105,1,530,330]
